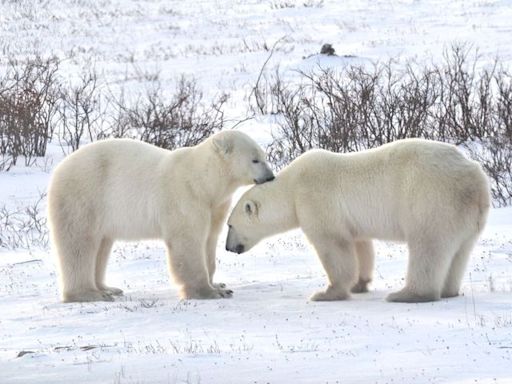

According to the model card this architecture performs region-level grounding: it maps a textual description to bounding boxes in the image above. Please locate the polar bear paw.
[63,289,115,303]
[441,289,460,299]
[351,278,371,293]
[99,286,124,296]
[310,286,350,301]
[216,287,233,298]
[386,287,440,303]
[212,282,227,289]
[181,285,233,300]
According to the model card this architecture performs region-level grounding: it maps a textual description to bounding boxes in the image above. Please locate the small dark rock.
[320,43,336,56]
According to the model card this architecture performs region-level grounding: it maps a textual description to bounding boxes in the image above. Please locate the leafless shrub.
[109,76,228,149]
[467,138,512,207]
[269,0,323,9]
[249,37,289,116]
[431,46,498,142]
[0,193,48,250]
[57,69,105,152]
[303,0,324,7]
[252,45,512,205]
[495,67,512,141]
[256,62,444,165]
[0,61,228,168]
[0,57,60,170]
[270,1,297,9]
[257,68,322,163]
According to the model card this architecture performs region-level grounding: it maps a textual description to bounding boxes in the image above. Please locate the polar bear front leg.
[206,202,231,289]
[307,235,357,301]
[165,236,233,300]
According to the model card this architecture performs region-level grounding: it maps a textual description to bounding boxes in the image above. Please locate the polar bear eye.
[252,159,259,164]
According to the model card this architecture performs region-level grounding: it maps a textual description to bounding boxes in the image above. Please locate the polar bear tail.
[476,167,491,235]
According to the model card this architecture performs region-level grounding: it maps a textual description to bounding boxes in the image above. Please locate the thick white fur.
[48,131,274,302]
[226,139,490,303]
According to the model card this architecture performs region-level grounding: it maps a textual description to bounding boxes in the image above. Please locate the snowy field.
[1,1,512,383]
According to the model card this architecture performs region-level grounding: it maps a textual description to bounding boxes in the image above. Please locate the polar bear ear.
[212,135,233,155]
[244,200,258,217]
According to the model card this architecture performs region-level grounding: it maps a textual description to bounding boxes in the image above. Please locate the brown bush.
[0,61,229,164]
[109,76,228,149]
[251,45,512,206]
[57,69,105,152]
[0,193,48,250]
[0,57,60,170]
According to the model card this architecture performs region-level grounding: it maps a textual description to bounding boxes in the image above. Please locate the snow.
[1,1,512,383]
[1,217,512,383]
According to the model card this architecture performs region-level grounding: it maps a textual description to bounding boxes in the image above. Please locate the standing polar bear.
[226,139,490,303]
[48,131,274,302]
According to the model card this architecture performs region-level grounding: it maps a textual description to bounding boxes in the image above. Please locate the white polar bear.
[48,131,274,302]
[226,139,490,303]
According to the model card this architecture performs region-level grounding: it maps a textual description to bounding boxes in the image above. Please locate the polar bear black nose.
[235,244,245,254]
[254,174,275,184]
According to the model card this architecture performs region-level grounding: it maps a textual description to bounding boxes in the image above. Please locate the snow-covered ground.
[1,1,512,383]
[1,194,511,384]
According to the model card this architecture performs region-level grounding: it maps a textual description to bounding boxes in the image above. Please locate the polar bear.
[48,131,274,302]
[226,139,490,303]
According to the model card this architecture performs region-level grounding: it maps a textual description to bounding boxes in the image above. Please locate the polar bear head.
[225,179,297,254]
[225,196,262,254]
[211,131,274,185]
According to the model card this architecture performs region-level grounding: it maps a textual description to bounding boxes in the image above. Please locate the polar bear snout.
[253,166,275,184]
[225,227,246,254]
[234,244,245,253]
[254,174,275,184]
[225,243,245,254]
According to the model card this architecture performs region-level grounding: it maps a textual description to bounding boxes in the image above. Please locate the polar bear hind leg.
[387,231,457,303]
[95,238,123,296]
[56,232,114,303]
[441,235,478,298]
[351,240,375,293]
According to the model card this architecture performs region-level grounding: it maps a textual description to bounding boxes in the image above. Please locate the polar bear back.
[48,139,185,240]
[288,139,489,242]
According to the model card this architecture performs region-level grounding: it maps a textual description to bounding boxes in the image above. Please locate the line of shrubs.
[250,45,512,206]
[0,46,511,206]
[0,57,227,170]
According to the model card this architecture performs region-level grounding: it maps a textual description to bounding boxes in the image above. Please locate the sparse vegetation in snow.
[1,1,512,383]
